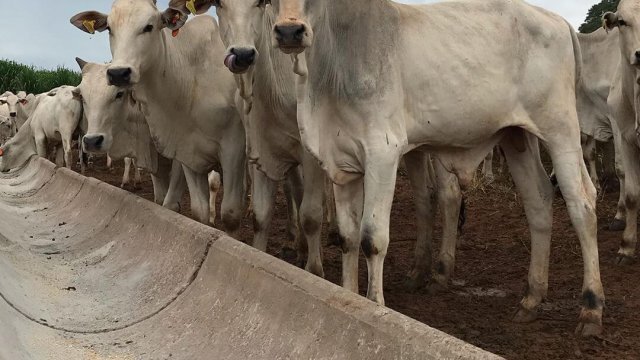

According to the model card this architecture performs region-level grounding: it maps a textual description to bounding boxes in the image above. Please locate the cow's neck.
[253,7,296,110]
[307,0,399,101]
[620,60,639,109]
[136,31,190,111]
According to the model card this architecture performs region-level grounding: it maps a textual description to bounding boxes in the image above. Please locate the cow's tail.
[568,21,583,92]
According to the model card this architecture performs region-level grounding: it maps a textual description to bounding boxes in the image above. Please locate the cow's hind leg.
[431,160,463,292]
[548,135,603,336]
[403,150,437,291]
[582,134,600,193]
[334,178,364,294]
[500,133,554,324]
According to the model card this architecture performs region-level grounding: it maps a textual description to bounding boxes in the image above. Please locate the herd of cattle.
[4,0,640,339]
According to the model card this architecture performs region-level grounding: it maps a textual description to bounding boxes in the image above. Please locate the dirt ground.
[82,157,639,360]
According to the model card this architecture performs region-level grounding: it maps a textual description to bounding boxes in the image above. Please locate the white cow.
[0,91,28,135]
[0,115,13,145]
[577,27,626,230]
[71,1,247,231]
[169,0,464,286]
[603,1,640,265]
[0,86,82,171]
[271,0,603,336]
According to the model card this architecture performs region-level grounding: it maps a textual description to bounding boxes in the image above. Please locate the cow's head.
[0,116,13,143]
[271,0,314,54]
[71,0,187,87]
[0,92,28,119]
[604,1,640,67]
[74,58,133,154]
[170,0,269,74]
[0,120,36,173]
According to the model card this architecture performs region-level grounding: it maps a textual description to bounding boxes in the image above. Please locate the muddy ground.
[82,157,639,360]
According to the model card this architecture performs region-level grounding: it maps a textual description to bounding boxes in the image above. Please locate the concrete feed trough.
[0,157,501,359]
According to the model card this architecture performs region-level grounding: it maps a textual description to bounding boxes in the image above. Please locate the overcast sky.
[0,0,592,70]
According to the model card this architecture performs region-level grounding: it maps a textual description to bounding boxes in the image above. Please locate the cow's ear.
[70,11,109,34]
[161,8,189,31]
[169,0,216,16]
[18,98,28,105]
[76,57,89,71]
[603,12,622,31]
[71,88,83,101]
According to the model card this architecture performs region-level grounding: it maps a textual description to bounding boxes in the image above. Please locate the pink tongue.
[224,54,237,71]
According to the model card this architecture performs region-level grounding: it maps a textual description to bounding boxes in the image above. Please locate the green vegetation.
[579,0,620,33]
[0,60,81,95]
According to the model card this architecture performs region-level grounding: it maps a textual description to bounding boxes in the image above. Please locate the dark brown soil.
[82,157,640,359]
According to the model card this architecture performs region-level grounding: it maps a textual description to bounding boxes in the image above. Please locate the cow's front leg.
[617,138,640,263]
[362,155,400,305]
[163,160,186,212]
[182,165,211,226]
[300,153,325,277]
[334,178,364,294]
[251,166,277,252]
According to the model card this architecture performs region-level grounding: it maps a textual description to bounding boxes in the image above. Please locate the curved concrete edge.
[0,157,502,359]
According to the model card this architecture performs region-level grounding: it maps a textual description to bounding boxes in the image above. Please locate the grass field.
[0,59,80,95]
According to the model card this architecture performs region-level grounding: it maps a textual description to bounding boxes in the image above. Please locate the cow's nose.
[9,112,16,117]
[274,24,306,47]
[230,48,257,68]
[107,67,132,87]
[82,135,104,152]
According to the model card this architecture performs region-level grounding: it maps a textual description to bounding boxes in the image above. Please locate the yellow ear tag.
[82,20,96,34]
[186,0,197,15]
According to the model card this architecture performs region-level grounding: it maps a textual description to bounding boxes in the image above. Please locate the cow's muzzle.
[107,67,133,87]
[82,134,105,153]
[225,47,257,74]
[274,23,307,53]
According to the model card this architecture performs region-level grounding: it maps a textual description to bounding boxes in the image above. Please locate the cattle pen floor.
[83,158,640,360]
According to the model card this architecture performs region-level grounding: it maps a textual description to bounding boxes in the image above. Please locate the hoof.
[403,273,427,292]
[575,322,602,337]
[513,307,538,323]
[327,230,341,247]
[305,263,325,278]
[279,246,298,264]
[615,254,635,266]
[426,281,448,295]
[607,219,626,232]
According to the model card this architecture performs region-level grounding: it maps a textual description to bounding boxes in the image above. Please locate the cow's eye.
[257,0,271,7]
[619,19,628,27]
[213,0,222,7]
[115,91,125,100]
[143,24,154,33]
